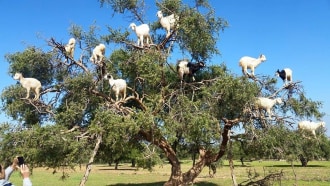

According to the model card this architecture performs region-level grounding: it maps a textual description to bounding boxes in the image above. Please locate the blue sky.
[0,0,329,136]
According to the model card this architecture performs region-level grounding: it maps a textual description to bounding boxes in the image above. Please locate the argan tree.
[0,0,325,185]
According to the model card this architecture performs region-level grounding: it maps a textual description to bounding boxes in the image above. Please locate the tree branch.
[49,38,90,73]
[215,118,240,161]
[269,81,302,98]
[22,98,55,117]
[239,170,284,186]
[79,133,102,186]
[60,125,80,134]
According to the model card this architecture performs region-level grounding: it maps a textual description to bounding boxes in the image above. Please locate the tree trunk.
[240,157,244,166]
[115,160,119,170]
[228,139,238,186]
[192,150,196,166]
[299,155,309,167]
[179,118,239,185]
[79,133,102,186]
[138,118,239,185]
[131,159,136,167]
[139,129,183,185]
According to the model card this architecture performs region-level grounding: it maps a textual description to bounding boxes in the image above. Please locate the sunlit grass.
[7,160,330,186]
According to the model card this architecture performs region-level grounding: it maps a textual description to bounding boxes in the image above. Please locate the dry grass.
[7,160,330,186]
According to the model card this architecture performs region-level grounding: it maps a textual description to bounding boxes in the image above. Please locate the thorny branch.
[239,170,284,186]
[121,29,177,51]
[269,81,302,99]
[48,38,90,73]
[22,98,55,117]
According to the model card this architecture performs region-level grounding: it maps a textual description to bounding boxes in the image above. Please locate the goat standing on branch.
[13,72,42,101]
[104,73,127,102]
[157,10,179,38]
[90,44,106,65]
[239,54,267,77]
[276,68,292,85]
[64,38,76,59]
[177,60,205,83]
[129,23,152,47]
[298,120,325,137]
[255,97,282,119]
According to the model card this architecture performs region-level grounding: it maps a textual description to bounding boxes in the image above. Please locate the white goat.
[157,10,179,38]
[255,97,282,118]
[90,43,106,65]
[298,120,325,137]
[65,38,76,58]
[104,73,127,101]
[177,60,205,83]
[239,54,267,76]
[129,23,152,47]
[13,72,42,100]
[276,68,292,85]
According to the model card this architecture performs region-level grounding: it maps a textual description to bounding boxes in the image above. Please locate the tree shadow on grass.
[192,182,219,186]
[265,164,326,168]
[98,168,138,171]
[107,182,164,186]
[108,181,219,186]
[96,165,138,171]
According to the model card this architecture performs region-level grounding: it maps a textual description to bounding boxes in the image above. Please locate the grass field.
[7,160,330,186]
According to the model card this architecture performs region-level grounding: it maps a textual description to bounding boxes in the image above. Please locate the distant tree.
[0,0,326,186]
[233,116,329,167]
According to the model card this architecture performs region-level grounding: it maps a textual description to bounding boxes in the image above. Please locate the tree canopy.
[0,0,327,185]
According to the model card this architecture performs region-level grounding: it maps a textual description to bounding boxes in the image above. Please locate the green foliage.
[55,73,99,128]
[237,123,330,166]
[155,0,228,61]
[103,0,228,61]
[123,50,163,90]
[177,7,227,61]
[100,0,138,14]
[108,49,130,76]
[5,47,54,86]
[1,46,57,124]
[69,23,105,64]
[207,67,259,119]
[0,1,327,184]
[319,135,330,160]
[0,123,90,170]
[103,27,130,44]
[288,93,324,119]
[1,85,43,126]
[156,0,181,14]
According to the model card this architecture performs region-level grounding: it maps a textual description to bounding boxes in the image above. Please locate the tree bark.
[115,160,119,170]
[138,129,182,185]
[192,151,196,166]
[79,134,102,186]
[180,118,239,185]
[138,118,240,185]
[131,159,136,167]
[299,154,309,167]
[228,140,238,186]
